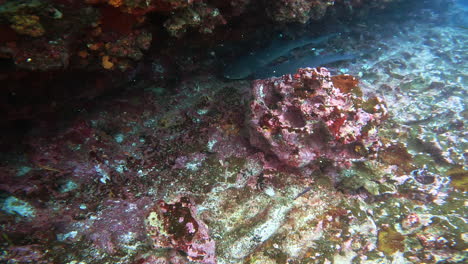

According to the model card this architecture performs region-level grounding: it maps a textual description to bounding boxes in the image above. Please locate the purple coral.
[248,67,387,169]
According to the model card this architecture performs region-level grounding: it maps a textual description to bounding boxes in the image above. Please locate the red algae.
[146,197,216,264]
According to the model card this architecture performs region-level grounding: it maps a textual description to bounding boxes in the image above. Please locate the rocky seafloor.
[0,1,467,264]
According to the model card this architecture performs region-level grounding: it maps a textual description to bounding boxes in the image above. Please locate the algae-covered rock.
[377,225,405,256]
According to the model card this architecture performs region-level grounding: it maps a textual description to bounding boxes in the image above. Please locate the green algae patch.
[338,161,396,195]
[412,153,439,172]
[377,225,405,256]
[446,166,468,191]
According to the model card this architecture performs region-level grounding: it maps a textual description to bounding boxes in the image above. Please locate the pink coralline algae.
[248,67,387,169]
[145,197,216,264]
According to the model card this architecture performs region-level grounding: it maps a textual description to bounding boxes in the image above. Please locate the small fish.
[294,186,312,200]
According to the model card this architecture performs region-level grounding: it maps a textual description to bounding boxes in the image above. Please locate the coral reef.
[249,67,387,168]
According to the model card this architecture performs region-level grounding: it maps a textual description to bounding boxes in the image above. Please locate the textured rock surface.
[266,0,335,23]
[0,2,466,264]
[163,3,226,37]
[146,197,216,264]
[249,67,387,168]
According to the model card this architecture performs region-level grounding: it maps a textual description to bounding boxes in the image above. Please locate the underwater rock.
[0,2,465,263]
[164,3,226,38]
[377,224,405,256]
[86,0,195,14]
[81,198,151,255]
[248,67,387,168]
[9,14,45,37]
[145,197,216,264]
[266,0,335,23]
[338,161,396,195]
